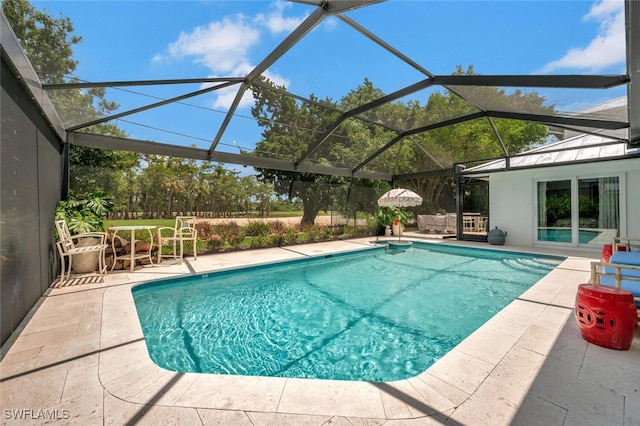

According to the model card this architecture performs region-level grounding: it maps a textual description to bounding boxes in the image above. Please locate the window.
[536,176,619,246]
[578,177,619,239]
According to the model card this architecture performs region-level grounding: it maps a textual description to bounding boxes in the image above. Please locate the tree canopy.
[250,67,552,218]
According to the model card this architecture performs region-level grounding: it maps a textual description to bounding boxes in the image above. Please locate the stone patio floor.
[1,236,639,425]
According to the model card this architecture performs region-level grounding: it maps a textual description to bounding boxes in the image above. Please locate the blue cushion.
[603,251,640,303]
[610,251,640,267]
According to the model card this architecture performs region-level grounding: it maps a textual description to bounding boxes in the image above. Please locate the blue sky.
[30,0,627,157]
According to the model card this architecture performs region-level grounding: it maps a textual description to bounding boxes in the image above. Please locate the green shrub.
[249,235,272,248]
[227,232,245,249]
[195,222,215,240]
[302,224,325,242]
[205,234,224,251]
[212,222,241,238]
[283,226,300,245]
[269,220,287,234]
[245,220,271,237]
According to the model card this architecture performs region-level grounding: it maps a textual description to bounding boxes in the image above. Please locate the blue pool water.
[132,243,563,382]
[538,228,601,244]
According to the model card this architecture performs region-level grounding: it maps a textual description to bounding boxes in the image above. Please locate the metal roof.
[464,133,638,174]
[464,97,638,173]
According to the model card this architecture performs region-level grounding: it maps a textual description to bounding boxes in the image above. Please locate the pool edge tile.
[278,378,387,418]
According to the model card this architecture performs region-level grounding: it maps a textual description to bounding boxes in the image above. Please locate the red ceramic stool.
[575,284,637,350]
[601,244,627,262]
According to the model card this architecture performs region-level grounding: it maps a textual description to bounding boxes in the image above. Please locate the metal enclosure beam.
[338,14,432,77]
[291,0,387,14]
[353,112,486,173]
[208,7,326,156]
[71,132,393,180]
[42,77,245,90]
[627,0,640,145]
[4,0,635,180]
[295,78,434,166]
[1,13,65,140]
[67,80,241,132]
[432,74,628,89]
[486,111,628,130]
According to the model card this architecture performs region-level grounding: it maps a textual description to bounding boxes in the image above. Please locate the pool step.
[503,257,561,271]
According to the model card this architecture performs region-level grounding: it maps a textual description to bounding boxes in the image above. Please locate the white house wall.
[489,158,640,251]
[625,167,640,238]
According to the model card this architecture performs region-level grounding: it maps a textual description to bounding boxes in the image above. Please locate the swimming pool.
[132,243,563,382]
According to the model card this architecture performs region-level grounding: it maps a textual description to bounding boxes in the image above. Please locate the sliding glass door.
[537,180,572,243]
[536,176,619,246]
[578,177,619,243]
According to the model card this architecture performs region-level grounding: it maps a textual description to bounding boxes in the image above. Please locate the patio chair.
[612,237,640,253]
[156,216,198,263]
[54,220,108,285]
[590,251,640,320]
[463,216,475,232]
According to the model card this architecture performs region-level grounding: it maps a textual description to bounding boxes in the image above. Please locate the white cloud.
[322,16,338,32]
[208,70,291,110]
[156,1,304,110]
[540,0,625,73]
[254,0,306,34]
[211,84,248,110]
[166,14,259,75]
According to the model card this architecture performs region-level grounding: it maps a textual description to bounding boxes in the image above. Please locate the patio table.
[108,225,156,272]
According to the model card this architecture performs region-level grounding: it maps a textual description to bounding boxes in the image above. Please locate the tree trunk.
[301,197,320,226]
[165,190,173,219]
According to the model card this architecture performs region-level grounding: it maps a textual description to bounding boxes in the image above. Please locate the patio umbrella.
[377,188,423,241]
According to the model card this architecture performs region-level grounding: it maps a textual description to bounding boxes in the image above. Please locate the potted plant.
[55,191,114,273]
[392,208,409,236]
[376,206,395,236]
[55,191,113,234]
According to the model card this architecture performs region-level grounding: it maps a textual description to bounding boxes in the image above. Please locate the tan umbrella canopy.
[377,188,423,241]
[377,188,423,207]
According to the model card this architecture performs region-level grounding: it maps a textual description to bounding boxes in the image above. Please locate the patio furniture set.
[416,213,488,234]
[575,237,640,351]
[54,216,197,285]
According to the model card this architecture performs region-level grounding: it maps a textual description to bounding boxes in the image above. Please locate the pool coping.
[97,239,594,421]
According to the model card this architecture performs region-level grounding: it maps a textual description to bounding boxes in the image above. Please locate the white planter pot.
[72,237,100,273]
[392,223,403,236]
[384,226,391,236]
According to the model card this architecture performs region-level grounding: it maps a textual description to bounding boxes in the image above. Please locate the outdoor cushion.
[610,251,640,266]
[602,251,640,302]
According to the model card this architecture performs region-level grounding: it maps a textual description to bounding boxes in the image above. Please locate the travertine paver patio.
[1,237,639,425]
